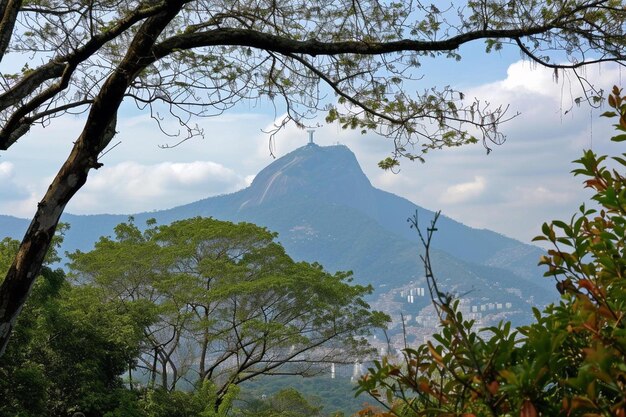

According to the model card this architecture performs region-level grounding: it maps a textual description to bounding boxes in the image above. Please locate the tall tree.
[68,217,386,406]
[0,0,625,354]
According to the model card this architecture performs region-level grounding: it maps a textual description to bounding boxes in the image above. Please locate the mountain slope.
[0,143,557,309]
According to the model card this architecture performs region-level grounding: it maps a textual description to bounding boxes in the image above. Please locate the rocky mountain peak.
[242,144,374,208]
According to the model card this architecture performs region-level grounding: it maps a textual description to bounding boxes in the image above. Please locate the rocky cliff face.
[240,144,375,210]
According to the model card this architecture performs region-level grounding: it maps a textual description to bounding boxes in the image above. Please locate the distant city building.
[351,361,363,382]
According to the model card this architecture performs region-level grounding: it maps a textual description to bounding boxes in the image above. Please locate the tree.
[0,0,625,355]
[238,387,324,417]
[0,237,146,417]
[68,216,387,408]
[355,87,626,416]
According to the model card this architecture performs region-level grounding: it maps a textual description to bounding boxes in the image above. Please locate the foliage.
[239,374,370,416]
[237,387,324,417]
[2,1,622,157]
[135,381,238,417]
[68,216,387,407]
[0,239,146,417]
[356,86,626,417]
[1,216,384,416]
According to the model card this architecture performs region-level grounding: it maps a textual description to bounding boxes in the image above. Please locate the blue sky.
[0,42,622,245]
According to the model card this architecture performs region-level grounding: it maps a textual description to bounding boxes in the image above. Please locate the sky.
[0,44,623,245]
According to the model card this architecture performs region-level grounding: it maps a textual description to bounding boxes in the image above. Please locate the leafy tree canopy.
[1,216,386,416]
[68,216,387,409]
[0,238,145,417]
[238,387,325,417]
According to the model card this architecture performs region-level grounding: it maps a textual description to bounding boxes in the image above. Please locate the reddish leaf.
[418,381,435,396]
[427,341,444,365]
[608,93,616,108]
[578,279,597,294]
[487,380,500,395]
[520,399,537,417]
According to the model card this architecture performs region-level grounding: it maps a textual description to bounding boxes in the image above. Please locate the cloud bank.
[70,161,248,214]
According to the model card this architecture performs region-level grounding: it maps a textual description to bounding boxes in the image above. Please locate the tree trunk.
[169,360,178,392]
[0,134,107,355]
[199,305,209,378]
[150,347,158,388]
[0,2,185,356]
[0,0,22,60]
[129,360,134,390]
[161,355,168,389]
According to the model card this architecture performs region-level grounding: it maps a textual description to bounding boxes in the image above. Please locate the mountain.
[0,143,557,315]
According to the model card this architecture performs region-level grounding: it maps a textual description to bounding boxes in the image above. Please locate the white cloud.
[0,108,271,217]
[2,195,39,218]
[500,61,557,95]
[440,176,486,204]
[68,160,248,214]
[0,162,40,217]
[508,185,575,207]
[244,174,256,186]
[350,61,623,243]
[0,162,14,177]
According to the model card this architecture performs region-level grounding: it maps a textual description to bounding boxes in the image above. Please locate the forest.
[0,217,385,416]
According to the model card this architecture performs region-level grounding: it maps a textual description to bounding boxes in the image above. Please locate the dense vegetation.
[0,218,386,417]
[356,87,626,417]
[239,374,368,416]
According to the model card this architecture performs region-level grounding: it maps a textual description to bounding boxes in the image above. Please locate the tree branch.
[0,0,22,60]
